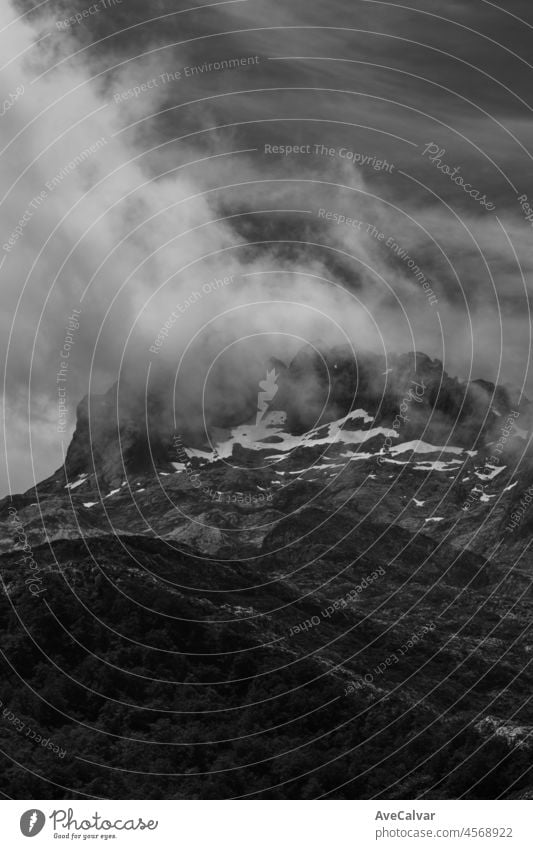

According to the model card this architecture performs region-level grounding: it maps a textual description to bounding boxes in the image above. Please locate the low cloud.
[1,0,531,495]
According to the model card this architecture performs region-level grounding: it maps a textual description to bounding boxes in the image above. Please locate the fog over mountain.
[2,0,533,495]
[1,0,533,807]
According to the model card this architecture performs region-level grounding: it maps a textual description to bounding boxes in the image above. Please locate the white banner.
[1,800,532,848]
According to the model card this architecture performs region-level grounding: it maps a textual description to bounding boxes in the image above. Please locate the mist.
[1,0,531,495]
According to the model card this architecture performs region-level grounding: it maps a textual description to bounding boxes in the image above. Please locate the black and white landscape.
[1,0,533,801]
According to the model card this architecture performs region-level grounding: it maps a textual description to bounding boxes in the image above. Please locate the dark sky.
[2,0,533,494]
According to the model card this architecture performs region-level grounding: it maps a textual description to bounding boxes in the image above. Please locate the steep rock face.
[0,343,530,585]
[60,383,173,490]
[279,346,531,450]
[42,346,532,494]
[1,345,531,566]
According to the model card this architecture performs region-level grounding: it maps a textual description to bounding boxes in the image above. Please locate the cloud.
[2,0,532,495]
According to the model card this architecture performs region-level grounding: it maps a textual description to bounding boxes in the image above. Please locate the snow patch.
[201,409,385,461]
[414,461,462,472]
[287,463,341,475]
[341,451,374,461]
[475,465,506,482]
[65,473,88,490]
[390,440,463,457]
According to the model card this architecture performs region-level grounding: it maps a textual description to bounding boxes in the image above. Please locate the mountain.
[1,346,533,799]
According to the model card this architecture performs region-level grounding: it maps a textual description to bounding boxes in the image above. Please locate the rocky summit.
[1,345,533,799]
